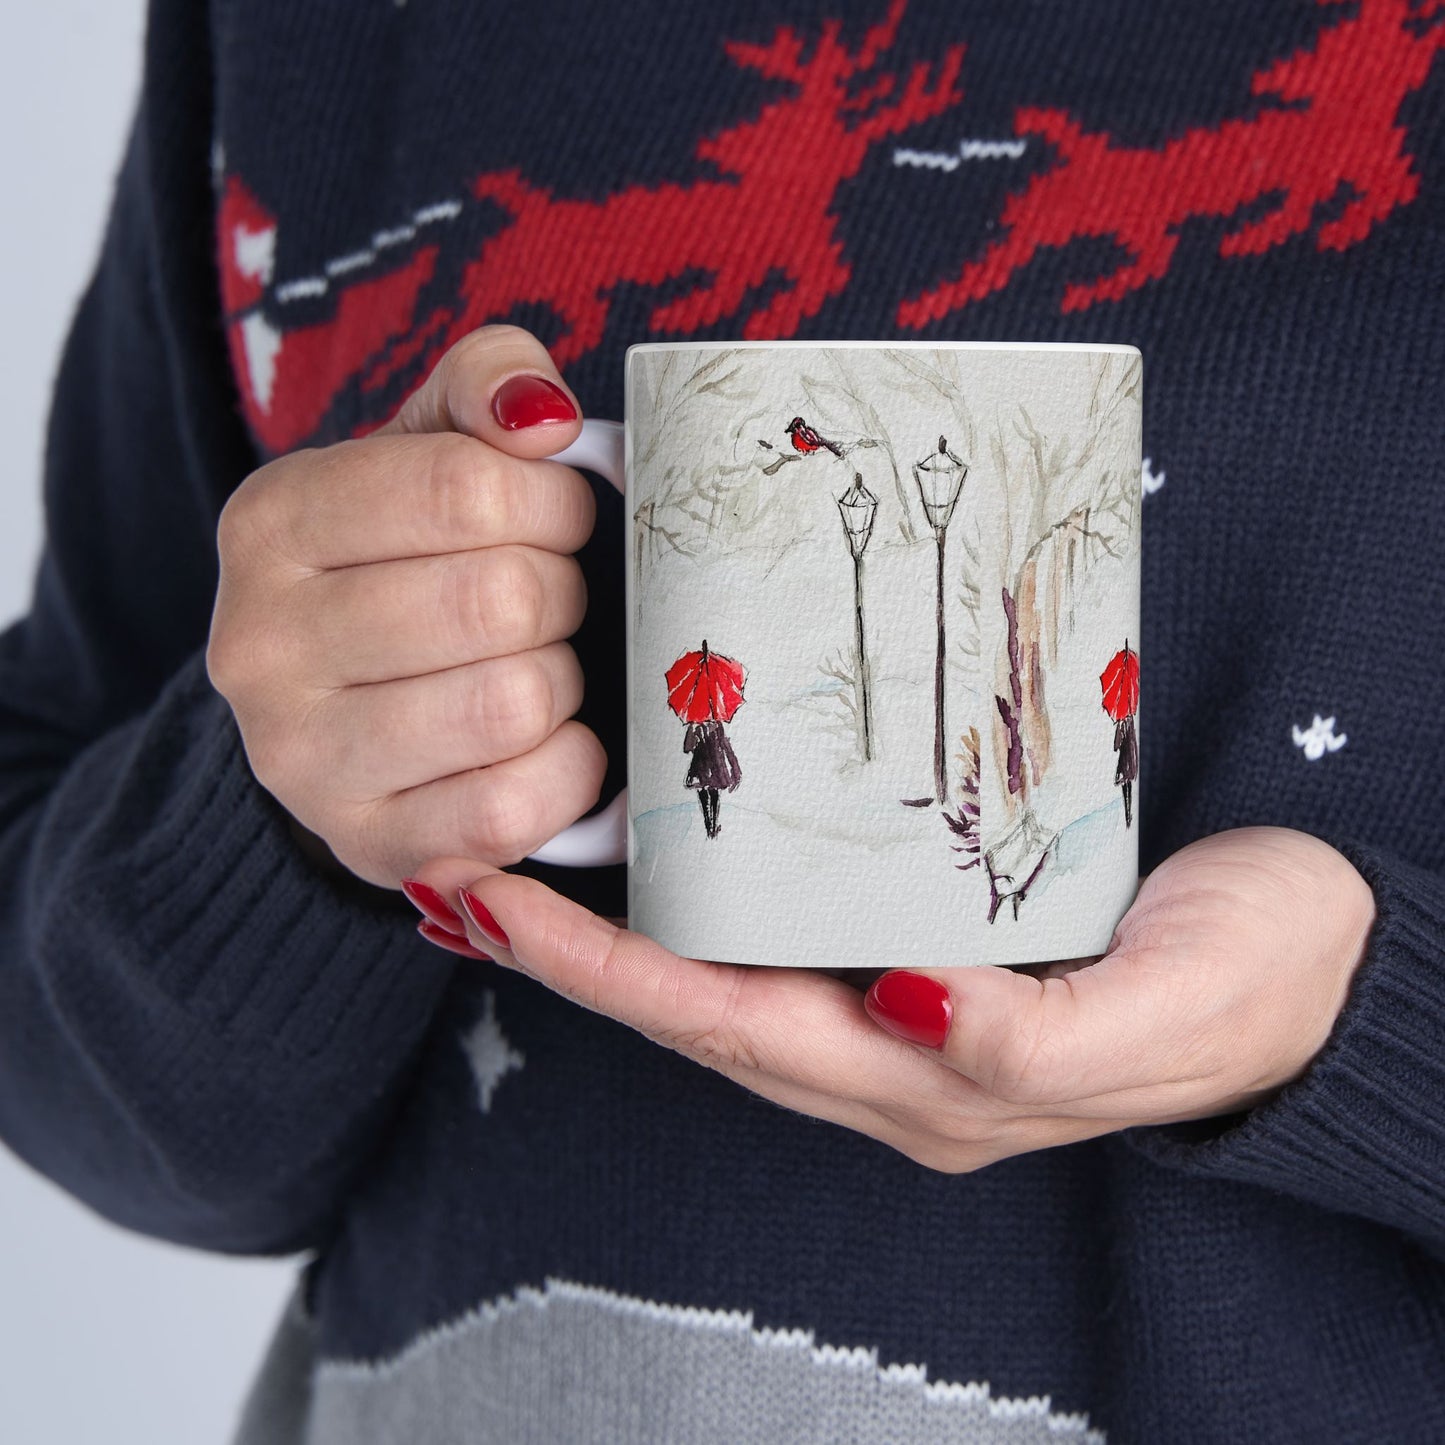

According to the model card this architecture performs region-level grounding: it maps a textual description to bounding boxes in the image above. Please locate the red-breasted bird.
[786,417,845,457]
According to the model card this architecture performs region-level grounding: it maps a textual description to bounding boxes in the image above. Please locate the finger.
[238,436,596,571]
[308,643,584,796]
[865,952,1192,1109]
[445,868,951,1109]
[298,546,587,683]
[377,324,584,459]
[409,857,903,1139]
[416,919,494,961]
[375,720,607,874]
[400,876,470,936]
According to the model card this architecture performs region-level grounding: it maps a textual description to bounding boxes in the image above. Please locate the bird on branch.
[755,420,877,475]
[786,416,846,457]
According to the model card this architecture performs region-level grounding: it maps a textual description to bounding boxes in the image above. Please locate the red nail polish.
[491,374,577,430]
[417,919,493,961]
[864,971,953,1050]
[459,889,511,950]
[401,879,466,936]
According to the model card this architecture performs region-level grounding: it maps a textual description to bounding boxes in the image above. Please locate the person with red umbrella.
[1101,641,1140,827]
[666,641,746,839]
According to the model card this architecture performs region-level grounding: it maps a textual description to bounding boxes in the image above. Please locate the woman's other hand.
[207,325,603,888]
[407,828,1375,1169]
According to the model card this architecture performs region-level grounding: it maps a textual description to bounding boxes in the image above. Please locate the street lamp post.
[913,437,968,803]
[837,474,879,762]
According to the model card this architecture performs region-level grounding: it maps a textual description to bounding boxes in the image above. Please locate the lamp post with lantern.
[913,437,969,803]
[837,474,879,762]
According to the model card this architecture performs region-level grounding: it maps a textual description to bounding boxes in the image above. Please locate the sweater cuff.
[49,653,452,1063]
[1126,842,1445,1250]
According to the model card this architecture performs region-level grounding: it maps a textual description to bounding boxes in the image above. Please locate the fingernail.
[864,971,953,1050]
[458,888,511,950]
[401,879,466,936]
[491,374,577,430]
[417,919,493,961]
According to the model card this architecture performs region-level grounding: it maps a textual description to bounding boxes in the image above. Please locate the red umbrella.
[1100,642,1140,722]
[666,641,746,723]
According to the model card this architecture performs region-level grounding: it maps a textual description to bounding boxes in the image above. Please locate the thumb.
[864,954,1170,1108]
[377,323,583,459]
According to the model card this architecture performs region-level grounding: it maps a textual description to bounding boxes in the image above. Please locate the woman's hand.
[207,326,604,888]
[408,827,1376,1170]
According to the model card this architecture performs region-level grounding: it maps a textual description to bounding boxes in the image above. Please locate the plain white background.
[0,4,295,1441]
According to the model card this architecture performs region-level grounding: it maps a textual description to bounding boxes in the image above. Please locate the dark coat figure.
[1113,714,1139,827]
[684,719,741,838]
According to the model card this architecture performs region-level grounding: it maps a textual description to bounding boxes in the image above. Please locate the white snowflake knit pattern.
[1292,714,1347,760]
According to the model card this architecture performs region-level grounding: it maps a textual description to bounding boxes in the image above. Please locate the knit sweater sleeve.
[1127,842,1445,1258]
[0,0,451,1254]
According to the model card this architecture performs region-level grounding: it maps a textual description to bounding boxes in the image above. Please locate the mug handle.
[526,419,629,867]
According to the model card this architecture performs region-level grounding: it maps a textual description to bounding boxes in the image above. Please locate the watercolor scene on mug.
[626,343,1141,968]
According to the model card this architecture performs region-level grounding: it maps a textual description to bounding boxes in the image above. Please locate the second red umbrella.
[1100,641,1140,721]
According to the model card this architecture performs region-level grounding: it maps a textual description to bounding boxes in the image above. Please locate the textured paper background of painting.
[625,343,1141,968]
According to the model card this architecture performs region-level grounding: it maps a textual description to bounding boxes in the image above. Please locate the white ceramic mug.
[534,341,1142,969]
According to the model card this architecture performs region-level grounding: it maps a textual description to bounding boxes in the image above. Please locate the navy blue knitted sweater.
[2,1,1444,1440]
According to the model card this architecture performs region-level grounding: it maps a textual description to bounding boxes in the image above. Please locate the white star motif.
[1291,714,1347,761]
[459,991,525,1114]
[1141,457,1166,496]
